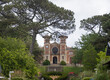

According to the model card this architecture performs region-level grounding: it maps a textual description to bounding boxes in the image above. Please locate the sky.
[37,0,110,47]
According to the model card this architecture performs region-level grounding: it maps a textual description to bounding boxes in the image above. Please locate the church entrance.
[53,56,57,64]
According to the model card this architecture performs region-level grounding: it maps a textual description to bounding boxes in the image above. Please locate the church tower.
[43,35,51,61]
[59,36,68,63]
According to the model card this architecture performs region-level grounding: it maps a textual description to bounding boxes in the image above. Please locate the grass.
[63,66,83,74]
[39,66,83,75]
[38,66,46,74]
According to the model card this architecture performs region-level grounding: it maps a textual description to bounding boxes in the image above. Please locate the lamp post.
[8,71,14,80]
[106,42,110,56]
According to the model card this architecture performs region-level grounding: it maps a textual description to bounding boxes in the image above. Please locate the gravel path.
[50,76,59,80]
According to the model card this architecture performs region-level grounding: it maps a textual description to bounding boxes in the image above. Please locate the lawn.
[39,66,83,75]
[63,66,83,74]
[38,66,46,74]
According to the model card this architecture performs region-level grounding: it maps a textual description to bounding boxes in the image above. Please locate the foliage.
[0,0,29,39]
[63,66,83,74]
[72,48,83,65]
[60,61,66,65]
[0,0,76,53]
[1,78,8,80]
[76,33,106,52]
[47,72,62,76]
[83,44,97,71]
[54,73,68,80]
[70,77,80,80]
[82,77,93,80]
[0,37,38,78]
[96,50,110,72]
[101,13,110,35]
[41,71,68,80]
[93,49,110,80]
[80,15,102,35]
[43,60,50,65]
[24,36,43,63]
[32,45,43,64]
[80,13,110,36]
[11,78,23,80]
[41,74,53,80]
[80,13,110,52]
[7,0,76,53]
[94,71,109,80]
[97,50,110,64]
[38,66,46,74]
[81,71,94,78]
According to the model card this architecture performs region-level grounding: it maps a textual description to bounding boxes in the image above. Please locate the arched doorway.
[53,56,57,64]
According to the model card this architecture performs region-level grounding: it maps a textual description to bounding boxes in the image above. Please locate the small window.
[62,56,64,59]
[46,56,48,60]
[46,45,48,48]
[69,52,73,55]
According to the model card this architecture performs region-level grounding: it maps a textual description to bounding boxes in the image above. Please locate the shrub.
[55,73,68,80]
[12,78,23,80]
[41,74,52,80]
[47,72,62,76]
[0,37,38,78]
[60,61,66,65]
[94,72,109,80]
[82,77,92,80]
[43,60,50,65]
[82,71,94,78]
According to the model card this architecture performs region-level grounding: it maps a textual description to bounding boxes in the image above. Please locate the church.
[43,35,74,64]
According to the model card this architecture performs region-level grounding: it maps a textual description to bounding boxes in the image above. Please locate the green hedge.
[11,78,23,80]
[42,71,68,80]
[41,74,52,80]
[82,77,93,80]
[43,60,50,65]
[55,73,68,80]
[47,72,62,76]
[60,61,66,65]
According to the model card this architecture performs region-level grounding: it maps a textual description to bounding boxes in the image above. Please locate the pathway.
[50,76,59,80]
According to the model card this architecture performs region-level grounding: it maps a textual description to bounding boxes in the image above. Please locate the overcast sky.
[37,0,110,47]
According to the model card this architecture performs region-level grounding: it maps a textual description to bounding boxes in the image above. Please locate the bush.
[94,72,109,80]
[60,61,66,65]
[43,60,50,65]
[82,77,92,80]
[41,74,52,80]
[12,78,23,80]
[0,37,38,78]
[55,73,68,80]
[47,72,62,76]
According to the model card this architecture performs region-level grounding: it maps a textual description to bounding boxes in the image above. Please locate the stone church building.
[43,35,74,64]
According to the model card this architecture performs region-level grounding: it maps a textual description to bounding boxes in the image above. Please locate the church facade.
[43,35,74,64]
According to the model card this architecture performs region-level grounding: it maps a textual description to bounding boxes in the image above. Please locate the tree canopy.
[0,0,75,53]
[80,13,110,52]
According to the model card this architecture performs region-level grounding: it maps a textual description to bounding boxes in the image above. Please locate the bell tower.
[43,35,51,61]
[59,36,68,62]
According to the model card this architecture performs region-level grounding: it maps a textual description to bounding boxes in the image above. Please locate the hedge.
[55,73,68,80]
[41,74,52,80]
[42,71,68,80]
[11,78,23,80]
[82,77,93,80]
[43,60,50,65]
[60,61,66,65]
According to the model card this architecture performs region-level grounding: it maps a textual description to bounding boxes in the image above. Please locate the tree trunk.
[30,30,37,54]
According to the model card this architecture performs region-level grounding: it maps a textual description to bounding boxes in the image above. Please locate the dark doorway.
[53,57,57,64]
